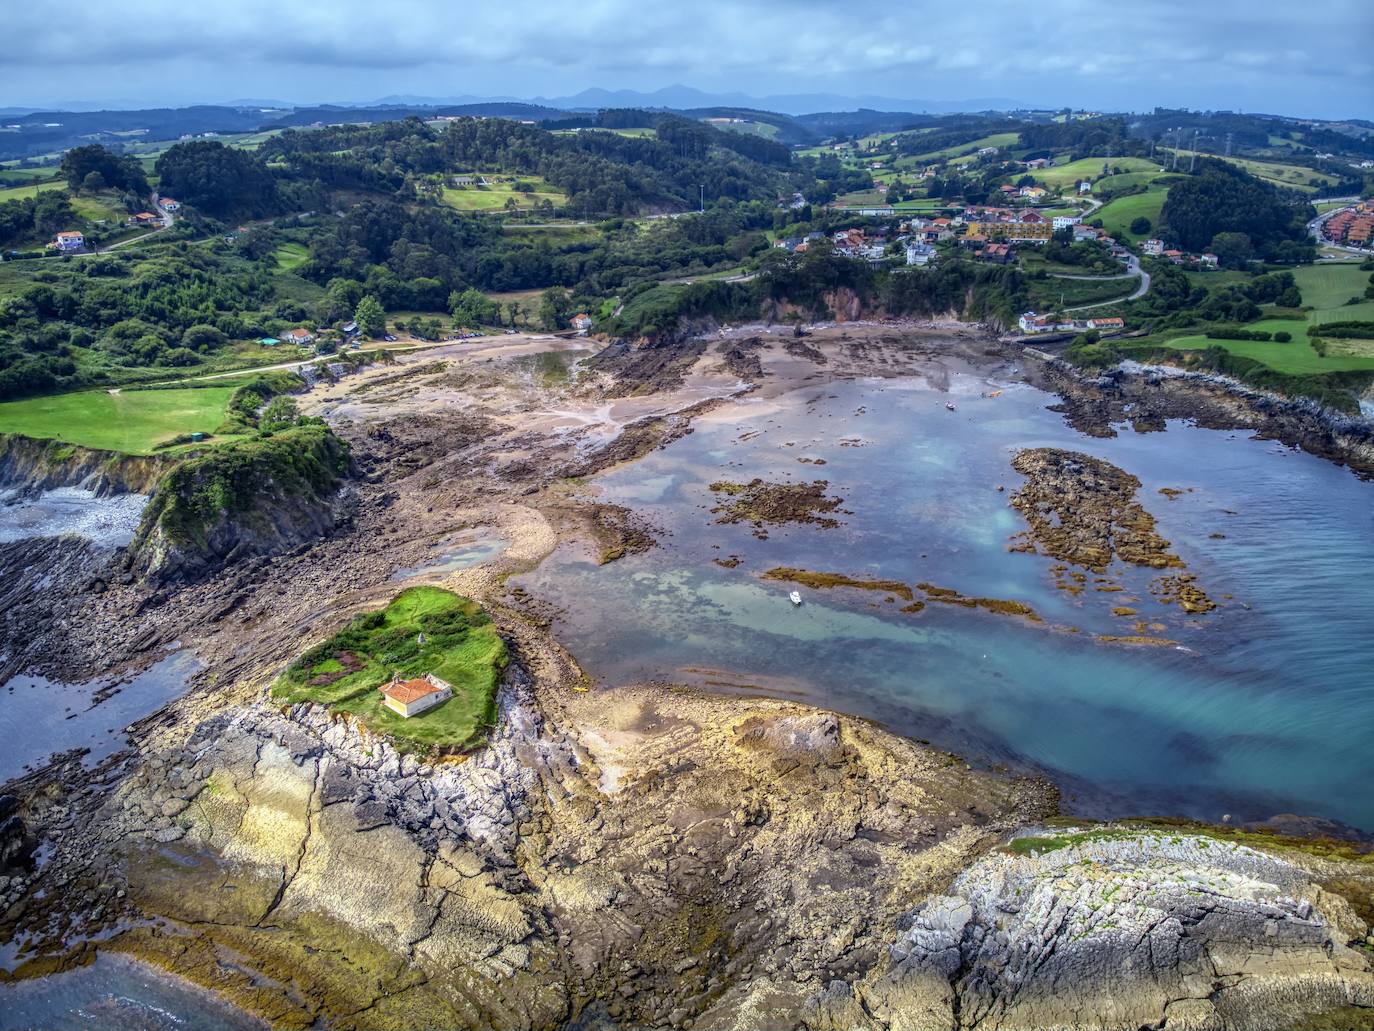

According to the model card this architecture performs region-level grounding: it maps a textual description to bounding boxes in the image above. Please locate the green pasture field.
[0,385,239,454]
[1094,187,1170,242]
[270,586,507,753]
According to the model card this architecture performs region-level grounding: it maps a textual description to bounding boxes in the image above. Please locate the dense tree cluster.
[154,141,280,218]
[60,144,150,196]
[259,116,795,218]
[0,191,76,249]
[0,245,275,398]
[1159,159,1314,259]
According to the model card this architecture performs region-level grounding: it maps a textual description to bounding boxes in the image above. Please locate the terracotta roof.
[380,678,440,704]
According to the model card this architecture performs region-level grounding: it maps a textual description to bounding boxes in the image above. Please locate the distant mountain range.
[6,85,1032,120]
[368,85,1029,116]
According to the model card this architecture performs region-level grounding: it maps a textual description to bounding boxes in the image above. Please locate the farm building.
[282,328,316,345]
[379,673,454,718]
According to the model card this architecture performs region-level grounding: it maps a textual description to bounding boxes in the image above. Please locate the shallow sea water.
[517,373,1374,831]
[0,953,264,1030]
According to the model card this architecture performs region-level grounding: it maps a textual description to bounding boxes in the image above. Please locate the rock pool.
[516,373,1374,831]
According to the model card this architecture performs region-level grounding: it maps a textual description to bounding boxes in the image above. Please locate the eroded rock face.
[97,671,1051,1029]
[844,832,1374,1031]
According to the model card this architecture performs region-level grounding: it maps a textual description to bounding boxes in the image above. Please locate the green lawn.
[0,167,61,185]
[1291,264,1374,313]
[1095,187,1170,242]
[1213,156,1336,193]
[0,179,66,202]
[1034,157,1160,190]
[441,177,566,212]
[0,386,238,454]
[273,242,309,270]
[896,132,1020,166]
[270,586,507,754]
[1164,266,1374,374]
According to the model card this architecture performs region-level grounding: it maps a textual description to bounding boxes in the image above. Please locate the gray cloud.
[5,0,1371,117]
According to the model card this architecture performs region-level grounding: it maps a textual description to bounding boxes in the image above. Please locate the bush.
[1205,328,1272,341]
[1273,331,1292,342]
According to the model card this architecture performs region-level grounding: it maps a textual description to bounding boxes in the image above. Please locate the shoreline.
[1,325,1371,1028]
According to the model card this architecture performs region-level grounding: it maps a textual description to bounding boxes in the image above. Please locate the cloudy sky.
[6,0,1371,118]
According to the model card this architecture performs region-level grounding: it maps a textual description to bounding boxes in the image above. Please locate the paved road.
[76,194,174,255]
[1065,254,1150,312]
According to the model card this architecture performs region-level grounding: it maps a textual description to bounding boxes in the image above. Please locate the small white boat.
[944,402,957,412]
[789,591,802,606]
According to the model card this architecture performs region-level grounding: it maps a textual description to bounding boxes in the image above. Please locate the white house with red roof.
[379,673,454,718]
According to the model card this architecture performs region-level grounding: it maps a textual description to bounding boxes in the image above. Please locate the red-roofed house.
[379,673,454,717]
[282,327,316,345]
[52,231,85,252]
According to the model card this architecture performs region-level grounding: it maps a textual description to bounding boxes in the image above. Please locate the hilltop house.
[1052,215,1082,230]
[1078,181,1093,194]
[1142,239,1165,256]
[379,673,454,718]
[571,313,593,332]
[51,230,85,252]
[130,212,159,226]
[978,242,1014,264]
[282,327,316,346]
[904,242,936,266]
[159,198,180,212]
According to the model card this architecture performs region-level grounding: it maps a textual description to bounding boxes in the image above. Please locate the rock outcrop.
[52,666,1051,1029]
[839,830,1374,1031]
[0,432,169,496]
[129,424,352,583]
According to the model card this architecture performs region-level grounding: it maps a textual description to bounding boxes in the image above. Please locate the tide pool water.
[517,375,1374,831]
[391,529,509,580]
[0,953,263,1031]
[0,652,201,782]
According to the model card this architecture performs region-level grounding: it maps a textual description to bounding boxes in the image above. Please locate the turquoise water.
[0,953,263,1030]
[517,375,1374,831]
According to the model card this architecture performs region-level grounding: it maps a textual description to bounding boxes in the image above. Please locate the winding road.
[1062,254,1151,311]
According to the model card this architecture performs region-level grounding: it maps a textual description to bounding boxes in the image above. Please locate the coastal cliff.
[129,424,352,583]
[0,433,170,496]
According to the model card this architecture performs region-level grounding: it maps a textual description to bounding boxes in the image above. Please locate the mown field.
[0,385,240,454]
[270,586,507,753]
[1033,157,1160,190]
[1165,266,1374,374]
[0,179,67,203]
[441,177,566,212]
[895,132,1020,166]
[1214,156,1337,193]
[1095,186,1170,242]
[273,241,310,270]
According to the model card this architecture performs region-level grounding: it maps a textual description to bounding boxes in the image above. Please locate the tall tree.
[355,295,387,338]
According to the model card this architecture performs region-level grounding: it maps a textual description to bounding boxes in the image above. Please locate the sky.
[5,0,1371,119]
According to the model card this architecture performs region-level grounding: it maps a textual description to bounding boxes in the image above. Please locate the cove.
[516,374,1374,832]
